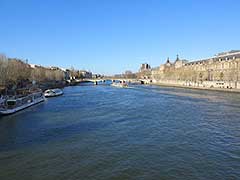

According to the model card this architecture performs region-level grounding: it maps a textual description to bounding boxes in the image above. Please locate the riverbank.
[152,82,240,93]
[0,80,67,96]
[39,81,67,91]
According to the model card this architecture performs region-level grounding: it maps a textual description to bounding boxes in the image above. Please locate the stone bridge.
[74,78,150,85]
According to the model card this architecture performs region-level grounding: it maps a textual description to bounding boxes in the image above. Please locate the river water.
[0,84,240,180]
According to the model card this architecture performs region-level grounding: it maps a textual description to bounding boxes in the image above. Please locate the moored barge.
[0,89,45,115]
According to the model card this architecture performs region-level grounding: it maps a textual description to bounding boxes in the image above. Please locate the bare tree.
[0,54,8,86]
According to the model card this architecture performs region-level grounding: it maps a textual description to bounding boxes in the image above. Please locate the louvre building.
[151,50,240,89]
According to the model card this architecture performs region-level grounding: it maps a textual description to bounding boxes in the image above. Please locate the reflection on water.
[0,85,240,180]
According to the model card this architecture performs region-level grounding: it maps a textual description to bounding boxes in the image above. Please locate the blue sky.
[0,0,239,75]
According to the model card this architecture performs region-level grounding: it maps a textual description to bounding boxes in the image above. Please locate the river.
[0,84,240,180]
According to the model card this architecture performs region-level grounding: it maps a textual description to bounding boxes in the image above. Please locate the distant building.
[64,69,71,80]
[140,63,151,72]
[92,74,103,79]
[78,70,92,79]
[138,63,152,79]
[151,50,240,89]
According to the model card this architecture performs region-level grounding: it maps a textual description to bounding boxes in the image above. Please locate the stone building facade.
[138,63,152,79]
[151,50,240,89]
[78,70,92,79]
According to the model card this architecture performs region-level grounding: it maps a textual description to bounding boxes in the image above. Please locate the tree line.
[0,54,66,90]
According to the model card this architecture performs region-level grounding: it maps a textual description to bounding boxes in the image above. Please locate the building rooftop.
[215,50,240,57]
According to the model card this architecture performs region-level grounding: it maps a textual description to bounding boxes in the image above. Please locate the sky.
[0,0,240,75]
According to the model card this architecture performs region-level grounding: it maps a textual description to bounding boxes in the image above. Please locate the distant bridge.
[68,78,152,85]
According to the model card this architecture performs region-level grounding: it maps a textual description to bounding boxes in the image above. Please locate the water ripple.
[0,85,240,179]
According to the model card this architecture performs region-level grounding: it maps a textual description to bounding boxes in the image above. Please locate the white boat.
[111,82,128,88]
[0,91,45,115]
[44,89,63,97]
